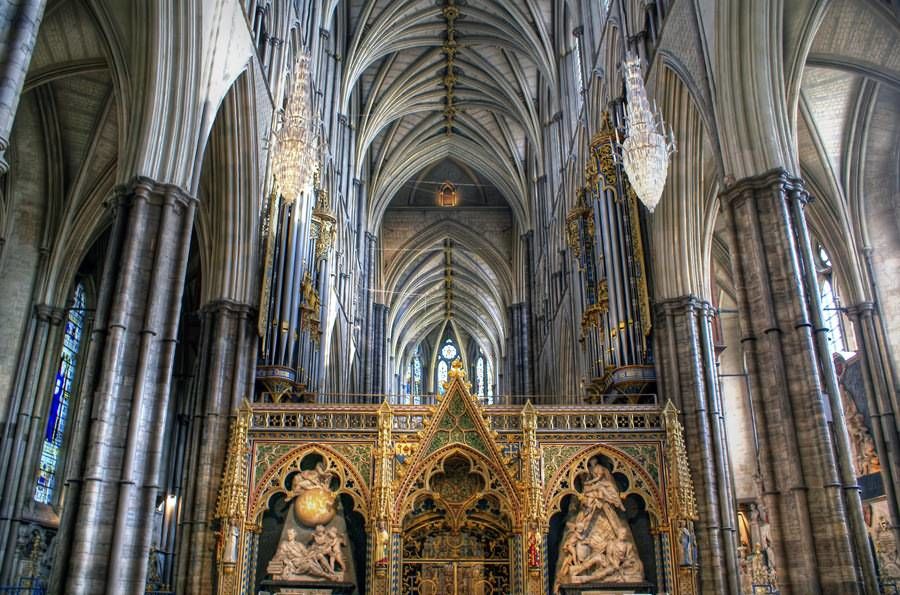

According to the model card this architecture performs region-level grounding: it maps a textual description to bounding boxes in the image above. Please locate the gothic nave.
[0,0,898,594]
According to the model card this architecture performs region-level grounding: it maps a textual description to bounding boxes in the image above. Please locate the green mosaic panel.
[422,392,490,458]
[331,442,375,485]
[542,444,584,483]
[254,443,295,480]
[619,444,660,486]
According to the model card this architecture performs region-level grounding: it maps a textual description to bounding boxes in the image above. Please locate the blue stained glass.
[35,283,86,504]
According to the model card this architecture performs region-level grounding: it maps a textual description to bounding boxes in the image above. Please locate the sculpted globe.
[293,486,337,527]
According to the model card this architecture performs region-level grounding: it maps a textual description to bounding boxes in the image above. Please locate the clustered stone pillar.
[57,177,196,594]
[176,299,255,594]
[370,303,388,396]
[362,232,378,395]
[847,302,900,548]
[0,0,47,172]
[507,302,533,398]
[720,168,878,594]
[0,303,64,580]
[654,296,740,595]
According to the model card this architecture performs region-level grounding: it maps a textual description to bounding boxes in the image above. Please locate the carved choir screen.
[214,361,700,595]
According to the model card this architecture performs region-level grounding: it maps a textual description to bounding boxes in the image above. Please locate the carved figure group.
[875,516,900,580]
[291,462,334,493]
[555,458,644,589]
[267,525,346,582]
[842,393,880,476]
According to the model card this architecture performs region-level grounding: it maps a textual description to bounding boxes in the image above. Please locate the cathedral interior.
[0,0,899,594]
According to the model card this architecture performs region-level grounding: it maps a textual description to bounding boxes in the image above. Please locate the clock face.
[441,343,458,360]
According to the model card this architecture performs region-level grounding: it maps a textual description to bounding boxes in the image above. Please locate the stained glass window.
[437,361,448,393]
[436,337,459,395]
[441,343,457,360]
[476,357,485,396]
[35,283,86,504]
[409,351,423,405]
[474,351,494,404]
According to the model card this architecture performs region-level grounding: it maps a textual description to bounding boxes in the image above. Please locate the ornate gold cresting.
[441,0,460,135]
[300,271,322,342]
[662,401,697,521]
[663,400,700,595]
[311,175,337,260]
[521,401,545,592]
[589,111,620,195]
[565,187,593,261]
[372,400,394,589]
[215,402,252,595]
[581,278,609,333]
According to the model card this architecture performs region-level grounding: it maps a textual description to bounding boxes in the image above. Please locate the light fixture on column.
[619,53,674,213]
[272,52,317,203]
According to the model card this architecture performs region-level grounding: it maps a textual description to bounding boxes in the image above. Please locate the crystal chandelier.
[619,53,674,212]
[272,52,317,203]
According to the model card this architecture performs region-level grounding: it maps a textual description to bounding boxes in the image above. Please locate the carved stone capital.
[200,299,255,319]
[845,301,876,319]
[109,176,198,212]
[34,304,66,325]
[653,295,712,318]
[717,167,809,210]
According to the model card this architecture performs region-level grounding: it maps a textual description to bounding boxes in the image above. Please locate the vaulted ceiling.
[336,0,562,374]
[341,0,558,230]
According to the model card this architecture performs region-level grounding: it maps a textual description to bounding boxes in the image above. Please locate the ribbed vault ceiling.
[340,0,553,377]
[342,0,555,230]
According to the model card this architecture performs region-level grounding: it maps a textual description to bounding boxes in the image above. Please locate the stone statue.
[875,516,900,580]
[555,458,644,591]
[679,526,696,566]
[267,526,346,582]
[292,462,334,492]
[842,392,880,476]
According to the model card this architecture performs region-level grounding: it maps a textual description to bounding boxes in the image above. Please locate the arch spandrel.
[248,443,371,527]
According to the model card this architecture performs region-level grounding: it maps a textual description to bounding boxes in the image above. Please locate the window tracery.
[35,282,86,505]
[436,337,459,395]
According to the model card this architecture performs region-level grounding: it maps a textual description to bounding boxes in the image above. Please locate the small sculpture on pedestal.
[679,525,697,566]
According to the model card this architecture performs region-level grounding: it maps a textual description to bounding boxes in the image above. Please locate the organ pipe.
[567,111,655,401]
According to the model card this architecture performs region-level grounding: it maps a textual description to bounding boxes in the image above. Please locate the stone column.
[654,296,740,595]
[507,303,534,399]
[363,232,377,395]
[720,168,876,594]
[175,299,254,594]
[61,177,197,594]
[370,303,388,396]
[847,302,900,547]
[0,303,64,581]
[0,0,47,173]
